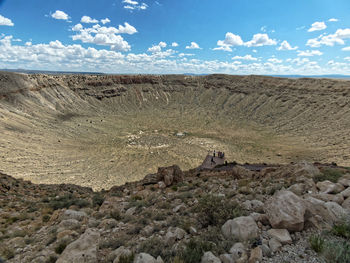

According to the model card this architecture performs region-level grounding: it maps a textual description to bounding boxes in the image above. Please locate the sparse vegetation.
[55,241,68,254]
[314,168,345,183]
[332,220,350,239]
[194,194,244,227]
[309,234,325,253]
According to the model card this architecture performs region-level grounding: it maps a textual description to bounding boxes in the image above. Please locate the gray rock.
[56,228,100,263]
[201,251,221,263]
[267,229,292,245]
[248,247,262,263]
[313,193,344,204]
[63,210,87,221]
[316,181,344,194]
[134,253,157,263]
[229,242,246,260]
[338,178,350,187]
[264,190,306,232]
[268,238,282,253]
[219,254,236,263]
[343,197,350,211]
[325,201,349,221]
[340,187,350,198]
[222,216,259,241]
[261,244,271,257]
[58,219,80,231]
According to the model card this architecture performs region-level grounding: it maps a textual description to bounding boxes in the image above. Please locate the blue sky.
[1,0,350,74]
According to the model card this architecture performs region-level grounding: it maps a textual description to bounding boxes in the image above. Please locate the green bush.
[323,241,350,263]
[92,193,104,207]
[314,168,344,183]
[55,242,68,254]
[194,194,244,227]
[332,221,350,239]
[48,194,90,210]
[119,253,135,263]
[179,239,213,263]
[309,234,325,253]
[42,214,51,222]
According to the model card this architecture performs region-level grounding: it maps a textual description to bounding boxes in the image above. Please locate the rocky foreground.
[1,162,350,263]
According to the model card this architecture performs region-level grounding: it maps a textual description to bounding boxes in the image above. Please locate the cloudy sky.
[1,0,350,74]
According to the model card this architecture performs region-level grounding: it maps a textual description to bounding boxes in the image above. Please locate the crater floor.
[0,72,349,190]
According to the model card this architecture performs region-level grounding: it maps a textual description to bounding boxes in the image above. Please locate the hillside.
[1,72,350,189]
[0,162,349,262]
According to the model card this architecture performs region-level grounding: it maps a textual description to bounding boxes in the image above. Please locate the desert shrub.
[119,253,134,263]
[171,185,178,191]
[199,226,237,254]
[314,168,344,183]
[178,239,213,263]
[42,214,51,223]
[138,237,174,261]
[309,234,325,253]
[48,194,90,210]
[1,246,15,259]
[92,193,104,207]
[55,241,68,254]
[127,224,142,235]
[323,241,350,263]
[193,194,244,227]
[153,212,167,221]
[158,201,171,209]
[332,220,350,239]
[110,209,122,221]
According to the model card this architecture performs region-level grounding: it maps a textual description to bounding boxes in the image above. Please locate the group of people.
[212,150,225,158]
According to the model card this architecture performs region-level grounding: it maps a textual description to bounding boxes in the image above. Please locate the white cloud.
[308,21,327,32]
[244,33,277,47]
[213,32,243,52]
[122,0,148,10]
[297,50,323,56]
[268,58,283,63]
[186,42,201,49]
[81,16,99,24]
[116,22,137,34]
[0,14,14,26]
[72,23,83,31]
[344,57,350,61]
[342,46,350,51]
[148,42,167,53]
[179,53,194,57]
[171,42,179,47]
[71,23,137,51]
[306,28,350,47]
[232,55,257,61]
[51,10,69,20]
[277,40,298,51]
[286,57,310,65]
[328,18,338,22]
[101,18,111,25]
[261,26,267,32]
[123,0,138,4]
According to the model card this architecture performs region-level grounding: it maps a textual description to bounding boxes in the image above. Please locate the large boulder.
[56,229,100,263]
[324,202,349,221]
[267,229,292,245]
[340,188,350,199]
[316,181,344,194]
[342,197,350,211]
[304,196,335,228]
[264,190,306,232]
[134,253,157,263]
[201,251,221,263]
[158,165,184,186]
[222,216,259,241]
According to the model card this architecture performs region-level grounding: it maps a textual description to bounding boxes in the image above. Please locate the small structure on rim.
[200,150,226,169]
